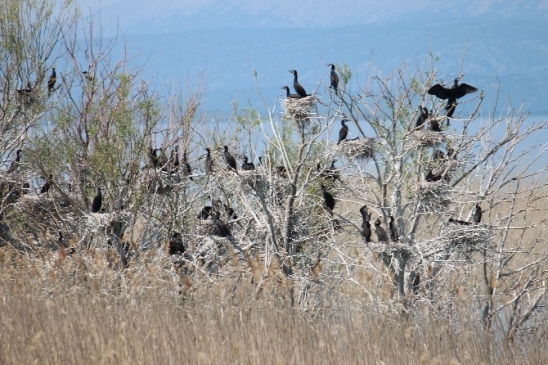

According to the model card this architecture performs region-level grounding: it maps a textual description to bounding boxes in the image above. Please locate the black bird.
[412,272,420,295]
[289,70,308,98]
[281,86,301,99]
[473,204,482,224]
[320,160,340,182]
[429,118,442,132]
[428,78,478,105]
[168,147,180,173]
[445,100,457,121]
[47,66,56,96]
[150,148,159,168]
[448,217,471,226]
[320,184,335,215]
[91,187,102,213]
[223,146,238,174]
[328,64,339,94]
[425,170,443,182]
[204,148,213,175]
[22,181,30,195]
[224,204,237,220]
[157,148,168,171]
[389,215,398,242]
[182,151,193,180]
[432,149,445,161]
[360,205,371,243]
[241,155,255,171]
[415,106,428,129]
[374,217,388,243]
[198,205,213,220]
[168,232,185,255]
[7,149,22,173]
[337,119,349,145]
[40,174,53,194]
[212,211,231,237]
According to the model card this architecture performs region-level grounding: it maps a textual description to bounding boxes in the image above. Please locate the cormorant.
[198,205,212,220]
[427,78,477,105]
[412,272,420,294]
[425,170,443,182]
[91,187,102,213]
[212,211,231,237]
[281,86,301,99]
[429,118,442,132]
[374,217,388,243]
[337,119,349,145]
[204,148,213,175]
[22,181,30,195]
[445,100,457,121]
[7,149,22,173]
[320,184,335,215]
[415,106,428,129]
[389,215,398,242]
[241,155,255,171]
[223,146,238,174]
[328,64,339,94]
[47,66,56,96]
[150,148,159,168]
[360,205,371,243]
[168,232,185,255]
[157,148,168,171]
[40,174,53,194]
[289,70,308,98]
[182,151,193,180]
[448,217,471,226]
[224,204,237,220]
[473,204,482,224]
[168,147,180,173]
[320,160,340,182]
[432,149,445,161]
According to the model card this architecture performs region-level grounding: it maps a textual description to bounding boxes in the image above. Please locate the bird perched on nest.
[473,204,482,224]
[415,106,428,129]
[319,160,340,182]
[223,146,238,174]
[429,118,442,132]
[425,170,443,182]
[204,148,213,175]
[289,70,308,98]
[320,184,335,216]
[91,187,103,213]
[389,215,398,242]
[448,218,471,226]
[182,151,193,180]
[281,86,301,99]
[360,205,371,243]
[47,66,56,96]
[337,119,349,145]
[374,217,388,243]
[212,211,231,237]
[168,232,185,255]
[168,147,180,173]
[328,64,339,94]
[241,155,255,171]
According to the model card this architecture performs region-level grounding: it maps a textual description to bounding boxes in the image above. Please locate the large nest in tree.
[441,222,491,252]
[281,96,316,125]
[409,129,446,148]
[333,138,376,160]
[238,170,266,191]
[414,181,452,212]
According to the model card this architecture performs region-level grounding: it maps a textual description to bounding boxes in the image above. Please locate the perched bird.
[445,100,457,121]
[428,78,478,105]
[7,149,22,173]
[337,119,349,145]
[156,148,168,171]
[40,174,53,194]
[429,118,442,132]
[360,205,371,243]
[320,184,335,215]
[328,64,339,94]
[389,215,398,242]
[412,272,420,295]
[223,146,238,174]
[473,204,482,224]
[150,148,159,168]
[168,147,180,173]
[415,106,428,129]
[374,217,388,243]
[281,86,301,99]
[432,149,445,161]
[241,155,255,171]
[91,187,102,213]
[212,211,231,237]
[47,66,56,96]
[224,204,237,220]
[425,170,443,182]
[182,151,193,180]
[168,232,185,255]
[289,70,308,98]
[204,148,213,175]
[198,205,213,220]
[448,217,471,226]
[320,160,340,182]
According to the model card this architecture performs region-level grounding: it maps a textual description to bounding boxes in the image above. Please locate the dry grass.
[0,247,546,365]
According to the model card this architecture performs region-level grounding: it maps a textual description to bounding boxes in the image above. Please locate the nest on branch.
[333,138,376,160]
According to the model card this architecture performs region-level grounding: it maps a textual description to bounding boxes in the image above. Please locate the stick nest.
[281,96,316,125]
[334,138,376,160]
[409,129,446,148]
[414,181,453,212]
